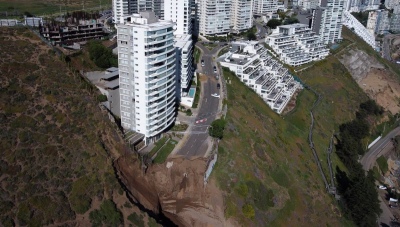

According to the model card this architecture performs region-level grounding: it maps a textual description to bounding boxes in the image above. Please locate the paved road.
[254,20,268,40]
[174,42,223,158]
[360,127,400,170]
[360,126,400,226]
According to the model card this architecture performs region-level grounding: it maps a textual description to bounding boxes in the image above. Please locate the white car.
[211,93,220,98]
[378,185,387,190]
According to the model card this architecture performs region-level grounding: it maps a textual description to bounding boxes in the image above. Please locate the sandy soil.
[115,155,231,227]
[359,68,400,114]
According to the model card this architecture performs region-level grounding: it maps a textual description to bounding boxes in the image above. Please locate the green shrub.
[236,183,248,198]
[376,156,388,174]
[127,212,145,227]
[97,94,108,102]
[242,204,255,219]
[89,200,123,227]
[88,41,118,69]
[209,119,226,139]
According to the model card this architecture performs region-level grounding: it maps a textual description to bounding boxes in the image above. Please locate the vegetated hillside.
[0,28,155,227]
[0,0,112,16]
[214,51,369,225]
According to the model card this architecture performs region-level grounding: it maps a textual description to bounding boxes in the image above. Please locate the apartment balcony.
[147,29,173,38]
[267,87,283,101]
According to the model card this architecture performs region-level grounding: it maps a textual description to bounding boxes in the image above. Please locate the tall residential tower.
[311,0,345,44]
[117,12,176,143]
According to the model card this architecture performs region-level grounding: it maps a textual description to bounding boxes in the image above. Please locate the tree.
[247,32,257,41]
[89,200,123,226]
[88,41,118,69]
[283,17,300,25]
[266,19,282,29]
[209,119,226,139]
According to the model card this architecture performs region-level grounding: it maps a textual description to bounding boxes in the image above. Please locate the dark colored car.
[213,66,217,73]
[217,83,221,89]
[201,59,205,66]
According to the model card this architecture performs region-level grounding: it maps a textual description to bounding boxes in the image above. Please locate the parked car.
[201,59,205,66]
[378,185,387,190]
[213,66,217,73]
[217,83,221,89]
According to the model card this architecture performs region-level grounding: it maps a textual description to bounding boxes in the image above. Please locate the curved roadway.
[174,42,225,158]
[360,126,400,226]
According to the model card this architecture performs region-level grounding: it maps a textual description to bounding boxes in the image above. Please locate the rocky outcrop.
[114,155,228,227]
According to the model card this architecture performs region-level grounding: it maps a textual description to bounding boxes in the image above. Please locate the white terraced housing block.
[342,11,376,50]
[266,24,329,66]
[117,12,176,144]
[218,41,301,114]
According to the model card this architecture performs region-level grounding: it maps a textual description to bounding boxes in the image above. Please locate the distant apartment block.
[298,0,319,10]
[266,24,329,66]
[113,0,153,24]
[198,0,231,36]
[164,0,193,35]
[218,41,301,114]
[230,0,254,33]
[117,12,176,144]
[40,20,106,46]
[311,0,344,44]
[345,0,380,12]
[24,17,43,27]
[366,10,390,35]
[390,5,400,33]
[152,0,164,19]
[385,0,400,10]
[0,19,18,26]
[253,0,283,14]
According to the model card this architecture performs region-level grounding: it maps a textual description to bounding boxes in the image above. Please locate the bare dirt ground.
[115,155,234,227]
[360,68,400,114]
[339,49,400,114]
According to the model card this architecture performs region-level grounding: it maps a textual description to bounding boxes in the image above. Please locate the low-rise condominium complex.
[218,41,301,114]
[265,24,329,66]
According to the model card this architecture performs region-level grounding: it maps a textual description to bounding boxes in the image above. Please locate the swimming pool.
[188,88,196,97]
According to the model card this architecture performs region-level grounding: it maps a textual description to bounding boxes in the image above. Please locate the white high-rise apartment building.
[367,10,390,35]
[385,0,400,10]
[231,0,253,33]
[164,0,193,35]
[164,0,194,104]
[253,0,279,14]
[311,0,344,44]
[113,0,155,24]
[117,12,176,144]
[113,0,136,24]
[198,0,231,36]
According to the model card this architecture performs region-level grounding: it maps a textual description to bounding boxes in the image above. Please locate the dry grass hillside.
[0,27,156,227]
